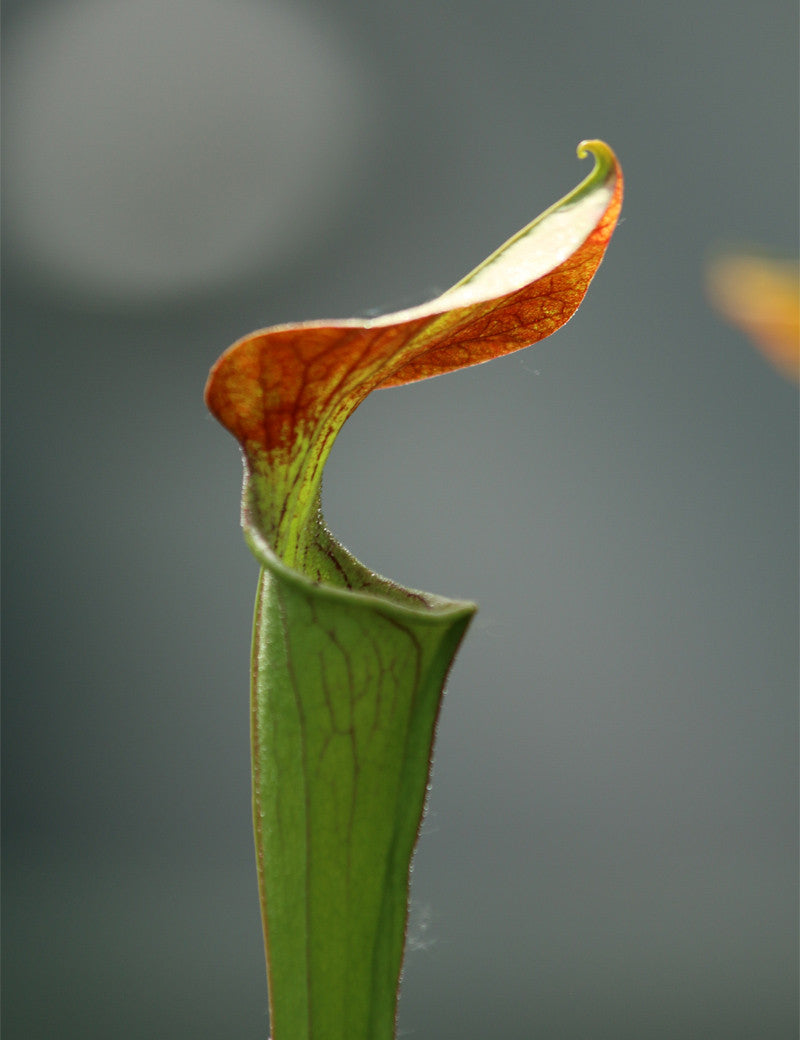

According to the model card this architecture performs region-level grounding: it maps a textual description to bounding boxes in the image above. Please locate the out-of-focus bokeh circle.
[3,0,372,304]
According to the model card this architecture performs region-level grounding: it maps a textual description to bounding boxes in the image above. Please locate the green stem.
[250,562,474,1039]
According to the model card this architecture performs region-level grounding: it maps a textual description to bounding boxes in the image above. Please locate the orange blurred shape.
[707,253,800,382]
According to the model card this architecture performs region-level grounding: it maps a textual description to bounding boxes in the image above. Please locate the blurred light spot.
[707,252,800,382]
[4,0,373,305]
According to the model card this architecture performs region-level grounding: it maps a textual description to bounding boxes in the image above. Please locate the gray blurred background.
[2,1,797,1037]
